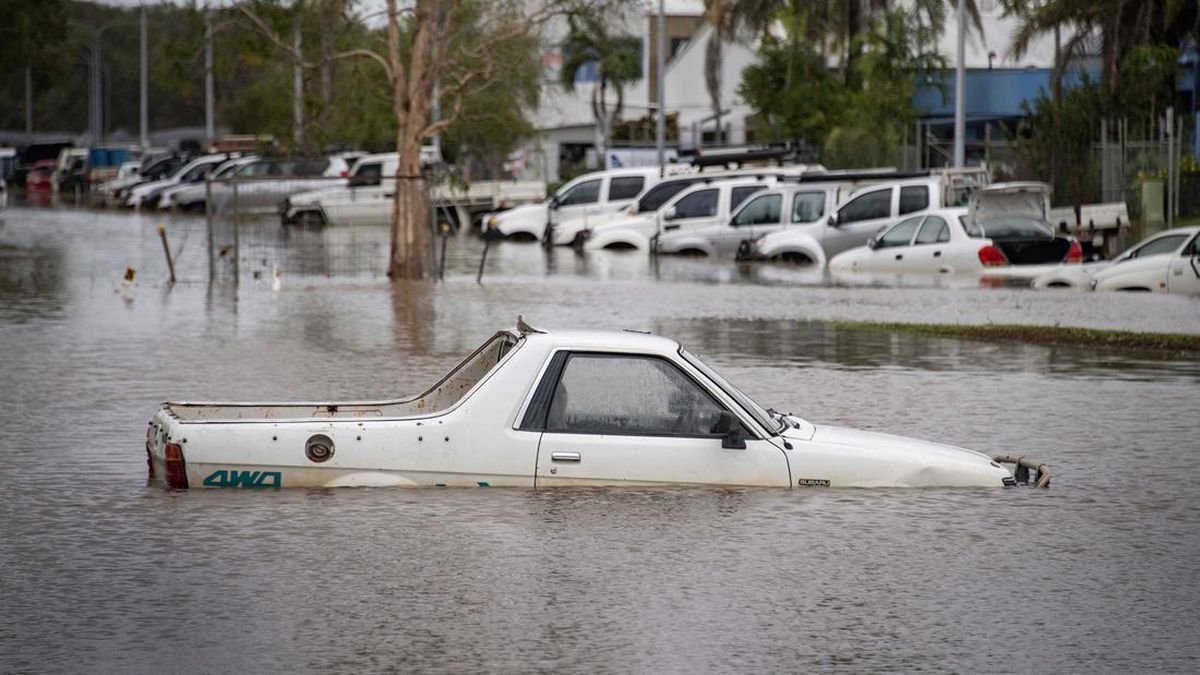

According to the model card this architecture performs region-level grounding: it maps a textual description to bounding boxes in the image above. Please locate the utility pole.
[205,8,215,147]
[293,22,303,149]
[25,67,33,140]
[655,0,666,175]
[953,0,965,167]
[140,5,149,148]
[93,31,103,144]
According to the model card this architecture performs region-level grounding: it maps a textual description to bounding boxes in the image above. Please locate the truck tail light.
[977,244,1008,267]
[164,442,189,489]
[1066,239,1083,263]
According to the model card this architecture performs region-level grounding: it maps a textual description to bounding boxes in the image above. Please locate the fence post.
[206,178,214,282]
[232,180,240,286]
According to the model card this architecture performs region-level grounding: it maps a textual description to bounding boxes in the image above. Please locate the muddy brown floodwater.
[2,203,1199,672]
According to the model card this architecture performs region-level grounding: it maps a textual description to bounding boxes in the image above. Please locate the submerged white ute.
[145,318,1049,490]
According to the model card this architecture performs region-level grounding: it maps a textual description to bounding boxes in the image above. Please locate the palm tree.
[559,11,642,161]
[1002,0,1199,97]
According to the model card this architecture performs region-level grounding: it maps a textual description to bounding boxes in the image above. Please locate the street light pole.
[205,8,215,147]
[140,4,149,148]
[953,0,966,167]
[655,0,666,175]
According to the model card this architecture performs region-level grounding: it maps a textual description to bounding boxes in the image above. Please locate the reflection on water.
[1,205,1199,672]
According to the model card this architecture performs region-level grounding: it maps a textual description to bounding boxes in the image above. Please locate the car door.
[862,215,923,272]
[725,191,783,250]
[659,186,722,235]
[532,352,790,487]
[705,185,775,255]
[550,177,603,226]
[907,215,952,272]
[823,187,895,257]
[1167,232,1200,294]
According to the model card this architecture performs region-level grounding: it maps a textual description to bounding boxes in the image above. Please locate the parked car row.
[96,152,359,211]
[474,162,1195,296]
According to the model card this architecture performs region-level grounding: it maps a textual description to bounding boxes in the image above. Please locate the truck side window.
[668,188,719,219]
[546,354,728,437]
[608,176,645,200]
[636,180,696,212]
[791,191,826,223]
[731,185,767,211]
[899,185,929,214]
[557,179,601,206]
[838,189,890,224]
[733,194,782,226]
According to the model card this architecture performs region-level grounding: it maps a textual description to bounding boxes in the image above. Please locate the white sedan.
[829,207,1083,278]
[146,320,1039,490]
[1087,226,1200,294]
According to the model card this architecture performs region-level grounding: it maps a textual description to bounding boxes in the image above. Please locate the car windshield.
[680,349,781,434]
[975,216,1053,239]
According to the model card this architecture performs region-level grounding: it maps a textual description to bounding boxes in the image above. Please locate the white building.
[519,0,1076,181]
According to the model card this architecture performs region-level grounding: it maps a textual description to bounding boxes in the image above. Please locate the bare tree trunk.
[386,0,436,279]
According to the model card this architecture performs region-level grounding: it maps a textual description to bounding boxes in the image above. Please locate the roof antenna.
[517,315,546,335]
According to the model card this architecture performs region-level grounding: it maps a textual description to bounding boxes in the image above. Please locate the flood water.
[2,202,1199,673]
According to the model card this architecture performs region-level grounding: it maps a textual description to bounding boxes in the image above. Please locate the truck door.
[1167,233,1200,294]
[823,187,893,258]
[530,352,791,487]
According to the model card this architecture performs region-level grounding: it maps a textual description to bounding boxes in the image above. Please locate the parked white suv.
[485,166,670,242]
[653,180,852,258]
[580,177,776,252]
[750,171,987,265]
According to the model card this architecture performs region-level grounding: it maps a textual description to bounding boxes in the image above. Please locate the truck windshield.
[680,349,780,434]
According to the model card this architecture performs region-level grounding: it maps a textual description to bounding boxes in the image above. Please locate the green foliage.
[739,8,944,168]
[1012,80,1108,205]
[558,13,642,94]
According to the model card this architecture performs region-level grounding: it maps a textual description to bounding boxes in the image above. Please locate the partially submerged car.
[146,320,1046,490]
[1087,225,1200,294]
[829,205,1081,278]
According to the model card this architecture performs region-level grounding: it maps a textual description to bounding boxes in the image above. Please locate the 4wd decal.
[203,470,282,488]
[797,478,831,487]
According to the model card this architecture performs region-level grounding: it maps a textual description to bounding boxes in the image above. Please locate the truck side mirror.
[867,236,878,250]
[663,206,678,221]
[827,213,839,227]
[712,411,747,449]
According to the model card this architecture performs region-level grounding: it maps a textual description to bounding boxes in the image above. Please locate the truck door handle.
[933,250,942,257]
[894,253,903,260]
[551,452,581,463]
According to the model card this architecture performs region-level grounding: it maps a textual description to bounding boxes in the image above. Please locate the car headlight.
[486,215,498,227]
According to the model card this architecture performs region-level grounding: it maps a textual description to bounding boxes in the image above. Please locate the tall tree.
[1002,0,1199,97]
[240,0,603,279]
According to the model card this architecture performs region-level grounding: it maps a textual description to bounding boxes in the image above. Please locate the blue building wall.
[911,68,1090,122]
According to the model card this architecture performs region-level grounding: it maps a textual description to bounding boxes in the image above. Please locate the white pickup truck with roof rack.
[651,170,915,258]
[581,177,778,252]
[747,167,991,265]
[483,166,673,241]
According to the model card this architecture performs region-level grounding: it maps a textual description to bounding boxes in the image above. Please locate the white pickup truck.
[580,177,778,252]
[145,320,1033,490]
[747,169,991,265]
[483,166,671,242]
[653,180,854,258]
[282,152,545,229]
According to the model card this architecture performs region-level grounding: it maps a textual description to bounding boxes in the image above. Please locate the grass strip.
[829,321,1200,355]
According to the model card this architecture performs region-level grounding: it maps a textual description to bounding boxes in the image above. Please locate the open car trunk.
[994,236,1071,265]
